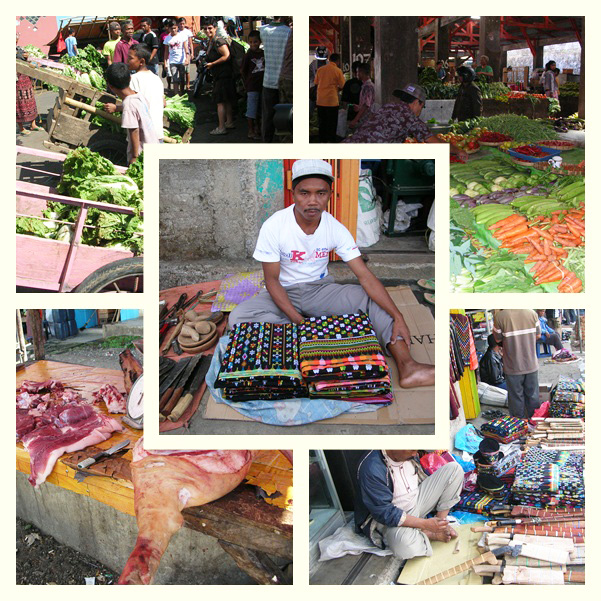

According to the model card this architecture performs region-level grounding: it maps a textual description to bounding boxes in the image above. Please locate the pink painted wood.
[58,205,88,292]
[16,235,133,292]
[16,145,128,173]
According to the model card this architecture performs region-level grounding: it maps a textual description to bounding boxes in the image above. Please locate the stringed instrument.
[415,551,498,585]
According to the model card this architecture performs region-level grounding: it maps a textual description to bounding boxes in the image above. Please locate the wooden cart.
[17,57,193,164]
[17,146,143,293]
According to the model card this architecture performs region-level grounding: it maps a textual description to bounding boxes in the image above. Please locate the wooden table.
[17,361,293,584]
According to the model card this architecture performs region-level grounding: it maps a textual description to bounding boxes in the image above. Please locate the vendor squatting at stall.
[342,83,466,160]
[229,159,434,388]
[355,450,464,559]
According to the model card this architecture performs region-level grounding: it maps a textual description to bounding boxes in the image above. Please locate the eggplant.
[452,194,472,202]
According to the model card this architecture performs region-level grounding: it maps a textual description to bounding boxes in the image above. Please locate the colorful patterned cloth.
[455,489,512,515]
[211,271,265,313]
[511,449,585,508]
[550,376,585,418]
[298,313,392,402]
[215,322,307,401]
[481,416,529,443]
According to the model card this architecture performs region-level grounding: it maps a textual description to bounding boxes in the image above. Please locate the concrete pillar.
[578,18,584,118]
[534,45,545,70]
[374,17,419,105]
[436,21,451,64]
[478,16,501,81]
[340,17,351,74]
[349,16,372,65]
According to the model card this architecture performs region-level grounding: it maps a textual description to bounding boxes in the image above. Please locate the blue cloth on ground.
[455,424,484,454]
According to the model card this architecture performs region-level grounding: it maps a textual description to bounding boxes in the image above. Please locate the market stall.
[448,119,584,293]
[17,146,143,292]
[16,360,292,585]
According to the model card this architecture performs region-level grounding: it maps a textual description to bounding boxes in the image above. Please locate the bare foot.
[424,529,452,543]
[448,526,458,539]
[399,361,435,388]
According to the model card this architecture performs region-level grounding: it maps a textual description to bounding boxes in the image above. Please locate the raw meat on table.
[22,411,123,487]
[93,384,127,413]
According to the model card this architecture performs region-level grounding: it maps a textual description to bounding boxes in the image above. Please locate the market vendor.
[229,159,435,388]
[354,450,463,559]
[479,334,506,390]
[475,55,493,82]
[451,66,482,122]
[343,83,468,160]
[536,309,564,352]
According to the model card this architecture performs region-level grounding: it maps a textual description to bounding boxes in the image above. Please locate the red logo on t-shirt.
[291,250,306,262]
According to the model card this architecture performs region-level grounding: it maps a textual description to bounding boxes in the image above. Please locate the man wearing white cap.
[229,159,435,388]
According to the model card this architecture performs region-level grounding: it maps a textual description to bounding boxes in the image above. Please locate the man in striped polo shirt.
[493,309,541,418]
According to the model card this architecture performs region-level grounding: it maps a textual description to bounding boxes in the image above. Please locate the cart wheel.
[87,131,128,166]
[73,257,143,293]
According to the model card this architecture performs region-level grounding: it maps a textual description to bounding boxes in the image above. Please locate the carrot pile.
[488,205,584,292]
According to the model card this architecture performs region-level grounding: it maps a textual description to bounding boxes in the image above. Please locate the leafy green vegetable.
[125,153,144,192]
[474,114,558,142]
[164,95,196,129]
[60,44,107,74]
[57,147,117,197]
[24,44,46,58]
[16,217,53,238]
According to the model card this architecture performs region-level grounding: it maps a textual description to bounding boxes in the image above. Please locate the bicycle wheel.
[73,257,143,293]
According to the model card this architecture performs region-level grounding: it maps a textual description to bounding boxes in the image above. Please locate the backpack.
[227,37,246,74]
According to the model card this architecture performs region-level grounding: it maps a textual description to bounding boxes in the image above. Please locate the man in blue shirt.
[65,29,78,57]
[536,310,564,352]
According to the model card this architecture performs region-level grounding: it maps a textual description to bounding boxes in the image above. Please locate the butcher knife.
[168,355,212,421]
[159,356,191,397]
[77,439,131,469]
[161,354,203,415]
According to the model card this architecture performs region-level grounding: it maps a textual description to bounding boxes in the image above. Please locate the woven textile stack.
[511,448,585,509]
[481,416,529,443]
[214,322,307,401]
[298,313,392,403]
[550,376,585,418]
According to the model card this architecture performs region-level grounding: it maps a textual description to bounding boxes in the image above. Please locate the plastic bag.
[336,108,348,138]
[420,452,452,475]
[455,423,483,454]
[532,400,550,419]
[355,169,381,248]
[381,202,422,233]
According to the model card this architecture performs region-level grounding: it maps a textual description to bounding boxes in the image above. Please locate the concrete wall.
[159,159,285,262]
[16,472,253,584]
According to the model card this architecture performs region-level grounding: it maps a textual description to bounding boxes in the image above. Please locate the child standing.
[65,28,78,57]
[104,63,158,163]
[128,44,165,143]
[240,30,264,140]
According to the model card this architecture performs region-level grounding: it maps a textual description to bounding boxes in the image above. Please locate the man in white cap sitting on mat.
[229,159,434,388]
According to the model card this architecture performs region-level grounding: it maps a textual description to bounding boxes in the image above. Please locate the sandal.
[19,129,31,135]
[30,123,42,131]
[224,122,236,129]
[424,293,435,305]
[209,127,227,135]
[417,278,435,291]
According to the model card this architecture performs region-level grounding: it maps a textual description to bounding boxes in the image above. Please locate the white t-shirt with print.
[253,205,361,286]
[164,32,187,64]
[130,70,165,140]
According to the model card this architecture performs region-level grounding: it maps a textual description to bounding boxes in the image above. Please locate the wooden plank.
[218,541,291,584]
[51,111,97,146]
[419,17,468,37]
[16,235,132,291]
[183,486,293,559]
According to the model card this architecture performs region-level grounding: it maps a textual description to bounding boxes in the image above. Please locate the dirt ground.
[16,518,118,585]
